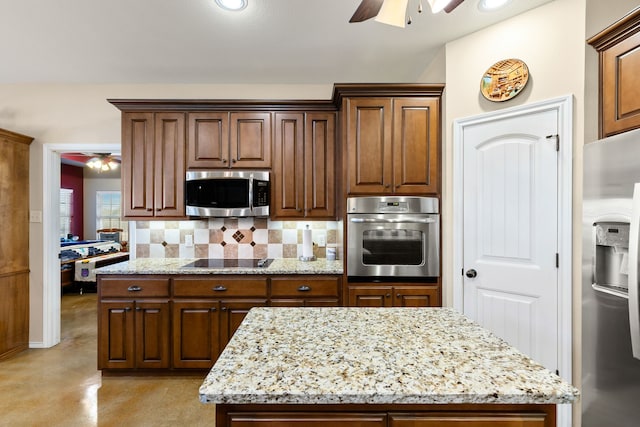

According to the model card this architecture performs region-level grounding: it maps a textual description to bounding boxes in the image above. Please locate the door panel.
[187,112,229,168]
[305,112,336,217]
[172,300,220,368]
[154,113,185,217]
[135,301,170,369]
[230,112,271,168]
[462,109,558,371]
[273,113,304,217]
[122,112,154,217]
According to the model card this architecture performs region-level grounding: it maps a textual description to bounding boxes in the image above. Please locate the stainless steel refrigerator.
[583,127,640,426]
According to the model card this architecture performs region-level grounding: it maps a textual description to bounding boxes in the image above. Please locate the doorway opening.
[41,143,121,347]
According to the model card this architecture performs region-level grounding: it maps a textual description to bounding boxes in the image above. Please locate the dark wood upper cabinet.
[588,6,640,138]
[344,95,440,196]
[121,112,186,218]
[186,111,271,169]
[272,112,336,219]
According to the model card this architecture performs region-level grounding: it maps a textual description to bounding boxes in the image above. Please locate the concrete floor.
[0,293,215,426]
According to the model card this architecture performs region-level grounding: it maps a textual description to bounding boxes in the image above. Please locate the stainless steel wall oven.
[347,196,440,279]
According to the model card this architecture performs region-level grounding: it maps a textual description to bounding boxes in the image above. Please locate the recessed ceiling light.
[215,0,247,11]
[478,0,511,12]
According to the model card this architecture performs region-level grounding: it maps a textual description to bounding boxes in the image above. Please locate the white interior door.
[462,108,559,372]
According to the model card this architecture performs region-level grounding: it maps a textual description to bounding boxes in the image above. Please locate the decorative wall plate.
[480,58,529,102]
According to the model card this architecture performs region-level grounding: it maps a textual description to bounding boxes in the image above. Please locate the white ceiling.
[1,0,553,84]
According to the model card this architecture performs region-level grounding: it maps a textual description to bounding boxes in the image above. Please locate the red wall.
[61,164,84,239]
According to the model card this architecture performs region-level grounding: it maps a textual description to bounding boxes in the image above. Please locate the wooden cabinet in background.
[272,112,336,219]
[270,276,341,307]
[0,128,33,361]
[121,112,186,218]
[97,276,171,370]
[345,97,440,195]
[187,112,272,169]
[348,283,440,307]
[171,276,268,369]
[588,7,640,138]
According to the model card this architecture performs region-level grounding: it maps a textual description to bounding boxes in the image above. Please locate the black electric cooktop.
[183,258,273,268]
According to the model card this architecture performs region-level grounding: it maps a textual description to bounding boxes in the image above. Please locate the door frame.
[39,142,121,348]
[452,95,573,424]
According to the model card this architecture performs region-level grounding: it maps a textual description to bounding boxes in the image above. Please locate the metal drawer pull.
[213,285,227,292]
[297,285,311,292]
[127,285,142,292]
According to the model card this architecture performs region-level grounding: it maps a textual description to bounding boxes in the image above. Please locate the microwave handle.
[350,218,435,224]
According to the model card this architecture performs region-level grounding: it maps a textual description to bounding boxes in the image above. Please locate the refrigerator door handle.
[628,183,640,360]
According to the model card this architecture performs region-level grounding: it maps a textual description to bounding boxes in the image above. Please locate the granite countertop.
[95,258,343,275]
[199,307,579,405]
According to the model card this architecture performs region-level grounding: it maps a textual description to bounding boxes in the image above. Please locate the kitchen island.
[200,307,578,426]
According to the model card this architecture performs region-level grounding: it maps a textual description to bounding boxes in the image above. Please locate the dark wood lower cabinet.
[348,283,440,307]
[98,299,170,370]
[98,274,342,372]
[216,404,555,427]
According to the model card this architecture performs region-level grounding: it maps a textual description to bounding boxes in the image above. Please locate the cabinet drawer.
[173,277,268,297]
[270,277,340,297]
[99,277,170,298]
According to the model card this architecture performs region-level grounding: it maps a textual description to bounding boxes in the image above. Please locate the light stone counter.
[199,307,579,405]
[95,257,343,275]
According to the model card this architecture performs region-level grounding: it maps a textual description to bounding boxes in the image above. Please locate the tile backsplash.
[132,218,341,260]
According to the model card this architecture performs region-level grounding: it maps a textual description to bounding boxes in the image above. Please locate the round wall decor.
[480,58,529,102]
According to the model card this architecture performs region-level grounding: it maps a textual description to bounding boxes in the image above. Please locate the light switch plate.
[317,233,326,247]
[30,210,42,223]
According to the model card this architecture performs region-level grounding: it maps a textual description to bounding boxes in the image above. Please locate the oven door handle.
[349,218,435,224]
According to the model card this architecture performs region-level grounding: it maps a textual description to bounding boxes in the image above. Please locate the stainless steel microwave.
[185,170,270,217]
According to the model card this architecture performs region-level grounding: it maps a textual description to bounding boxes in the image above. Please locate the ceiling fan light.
[478,0,511,11]
[214,0,247,11]
[427,0,453,13]
[374,0,409,28]
[108,161,119,170]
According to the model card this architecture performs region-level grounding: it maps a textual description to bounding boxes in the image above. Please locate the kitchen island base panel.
[215,404,555,427]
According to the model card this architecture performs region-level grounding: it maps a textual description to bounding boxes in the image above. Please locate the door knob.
[465,269,477,278]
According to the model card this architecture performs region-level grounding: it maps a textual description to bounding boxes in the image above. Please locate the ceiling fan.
[350,0,465,27]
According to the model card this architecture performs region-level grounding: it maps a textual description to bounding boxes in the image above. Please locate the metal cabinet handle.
[297,285,311,292]
[465,269,478,279]
[210,307,217,312]
[222,159,227,163]
[396,293,401,298]
[221,306,227,311]
[124,307,131,312]
[213,285,227,292]
[384,184,390,188]
[232,159,237,164]
[385,293,391,298]
[135,307,141,311]
[127,285,142,292]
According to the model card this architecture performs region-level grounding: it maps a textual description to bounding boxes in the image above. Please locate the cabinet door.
[219,300,267,348]
[348,285,393,307]
[305,112,336,218]
[392,98,440,194]
[273,113,305,218]
[230,112,272,168]
[134,300,170,369]
[187,112,230,168]
[172,300,220,369]
[601,31,640,137]
[346,98,393,194]
[154,112,186,217]
[393,286,440,307]
[122,112,154,217]
[98,301,135,369]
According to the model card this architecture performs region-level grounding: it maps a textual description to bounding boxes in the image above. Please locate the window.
[96,191,128,241]
[60,188,73,239]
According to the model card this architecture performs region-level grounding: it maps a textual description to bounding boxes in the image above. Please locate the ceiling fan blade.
[444,0,465,13]
[349,0,384,22]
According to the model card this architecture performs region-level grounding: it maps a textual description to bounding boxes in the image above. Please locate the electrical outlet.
[185,234,193,247]
[317,233,326,248]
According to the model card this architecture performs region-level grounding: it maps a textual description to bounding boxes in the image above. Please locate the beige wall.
[0,84,332,345]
